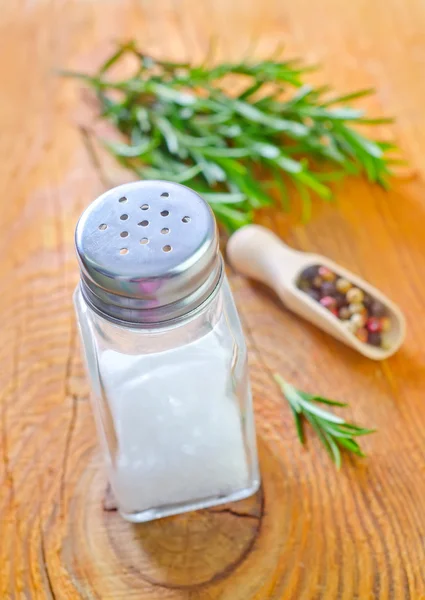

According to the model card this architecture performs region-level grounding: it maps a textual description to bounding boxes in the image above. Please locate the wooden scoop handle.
[227,225,309,299]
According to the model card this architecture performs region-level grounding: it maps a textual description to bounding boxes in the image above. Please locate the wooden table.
[1,1,425,598]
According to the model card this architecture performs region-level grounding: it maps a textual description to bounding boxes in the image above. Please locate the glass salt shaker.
[74,180,260,523]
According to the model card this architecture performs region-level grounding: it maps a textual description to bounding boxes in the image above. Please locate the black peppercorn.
[301,265,320,281]
[306,289,321,302]
[363,294,373,309]
[334,292,347,309]
[320,281,337,297]
[367,331,382,346]
[370,300,386,318]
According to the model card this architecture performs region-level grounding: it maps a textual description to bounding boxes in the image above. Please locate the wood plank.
[0,0,424,598]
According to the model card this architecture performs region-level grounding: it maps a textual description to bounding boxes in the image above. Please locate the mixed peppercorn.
[297,265,391,348]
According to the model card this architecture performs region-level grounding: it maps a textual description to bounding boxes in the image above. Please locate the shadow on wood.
[93,438,292,594]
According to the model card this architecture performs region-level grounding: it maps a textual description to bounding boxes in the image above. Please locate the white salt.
[99,316,250,515]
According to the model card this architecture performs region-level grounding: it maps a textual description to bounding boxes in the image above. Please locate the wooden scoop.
[227,225,406,360]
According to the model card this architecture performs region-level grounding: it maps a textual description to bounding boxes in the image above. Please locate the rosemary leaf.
[63,42,400,232]
[274,375,375,468]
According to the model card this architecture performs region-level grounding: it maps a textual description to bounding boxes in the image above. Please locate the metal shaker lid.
[75,181,221,325]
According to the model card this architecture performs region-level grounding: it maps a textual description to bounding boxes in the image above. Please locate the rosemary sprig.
[274,374,375,468]
[63,41,399,232]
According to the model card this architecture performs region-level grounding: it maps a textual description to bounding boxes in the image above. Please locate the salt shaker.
[74,180,260,523]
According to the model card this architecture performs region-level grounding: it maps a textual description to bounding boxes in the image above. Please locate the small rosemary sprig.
[63,41,399,232]
[274,374,375,468]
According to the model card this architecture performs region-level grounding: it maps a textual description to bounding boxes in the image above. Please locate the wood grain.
[1,0,425,598]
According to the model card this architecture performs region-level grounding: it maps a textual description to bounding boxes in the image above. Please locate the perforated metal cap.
[75,181,222,325]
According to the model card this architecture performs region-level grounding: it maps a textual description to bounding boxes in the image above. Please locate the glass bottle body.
[74,276,260,522]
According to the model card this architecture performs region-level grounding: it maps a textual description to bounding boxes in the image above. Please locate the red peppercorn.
[367,317,382,333]
[320,296,337,310]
